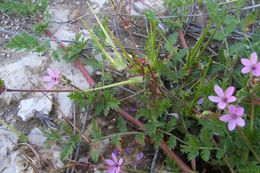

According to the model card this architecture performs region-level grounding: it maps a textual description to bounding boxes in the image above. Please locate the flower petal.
[220,114,232,122]
[225,86,235,97]
[108,167,116,173]
[214,85,224,97]
[241,67,251,74]
[228,120,237,131]
[105,159,115,166]
[112,153,118,163]
[53,69,60,77]
[252,63,260,77]
[46,82,55,89]
[115,167,121,173]
[43,76,51,82]
[118,158,123,165]
[250,52,258,64]
[208,96,221,103]
[53,79,59,85]
[235,107,244,116]
[227,96,237,103]
[241,58,251,67]
[236,117,245,127]
[135,152,144,161]
[228,105,236,114]
[218,102,226,109]
[47,68,55,77]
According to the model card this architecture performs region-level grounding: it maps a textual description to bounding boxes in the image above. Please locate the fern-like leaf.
[6,32,49,53]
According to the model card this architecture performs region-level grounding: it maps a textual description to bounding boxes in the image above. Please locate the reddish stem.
[45,29,193,173]
[74,60,95,87]
[44,30,66,49]
[117,108,193,173]
[178,31,188,48]
[6,89,77,92]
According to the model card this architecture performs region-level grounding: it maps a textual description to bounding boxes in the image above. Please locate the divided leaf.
[6,32,49,53]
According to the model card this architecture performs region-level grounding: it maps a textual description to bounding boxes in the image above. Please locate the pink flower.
[219,105,245,131]
[42,68,60,89]
[208,85,237,109]
[241,52,260,76]
[105,153,123,173]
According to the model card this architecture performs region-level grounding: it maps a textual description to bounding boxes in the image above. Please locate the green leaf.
[40,128,61,146]
[91,120,102,139]
[201,149,211,162]
[60,141,75,161]
[0,0,48,16]
[154,131,164,148]
[69,91,88,108]
[0,79,5,94]
[135,133,145,146]
[166,118,176,132]
[146,122,159,136]
[241,11,257,32]
[181,135,200,160]
[117,117,127,133]
[229,43,246,55]
[144,10,159,24]
[103,91,120,116]
[216,148,225,160]
[6,32,48,53]
[62,122,73,136]
[164,33,178,52]
[199,128,212,147]
[168,135,177,149]
[63,33,87,62]
[34,11,49,34]
[90,144,100,162]
[111,135,121,149]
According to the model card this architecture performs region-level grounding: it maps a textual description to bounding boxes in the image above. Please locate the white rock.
[0,54,47,104]
[52,150,64,168]
[90,0,107,9]
[28,128,47,147]
[1,151,34,173]
[0,128,32,173]
[132,0,166,15]
[17,94,53,121]
[0,128,18,161]
[49,7,70,24]
[52,27,75,46]
[57,92,73,119]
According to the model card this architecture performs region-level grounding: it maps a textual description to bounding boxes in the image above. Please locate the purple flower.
[105,153,123,173]
[124,147,131,155]
[135,152,144,161]
[197,98,204,105]
[219,105,245,131]
[113,148,119,157]
[208,85,237,109]
[42,68,60,89]
[241,52,260,76]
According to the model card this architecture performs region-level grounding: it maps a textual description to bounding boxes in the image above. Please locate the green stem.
[218,0,238,5]
[250,75,256,131]
[82,77,143,93]
[250,92,256,131]
[92,131,141,142]
[0,118,28,142]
